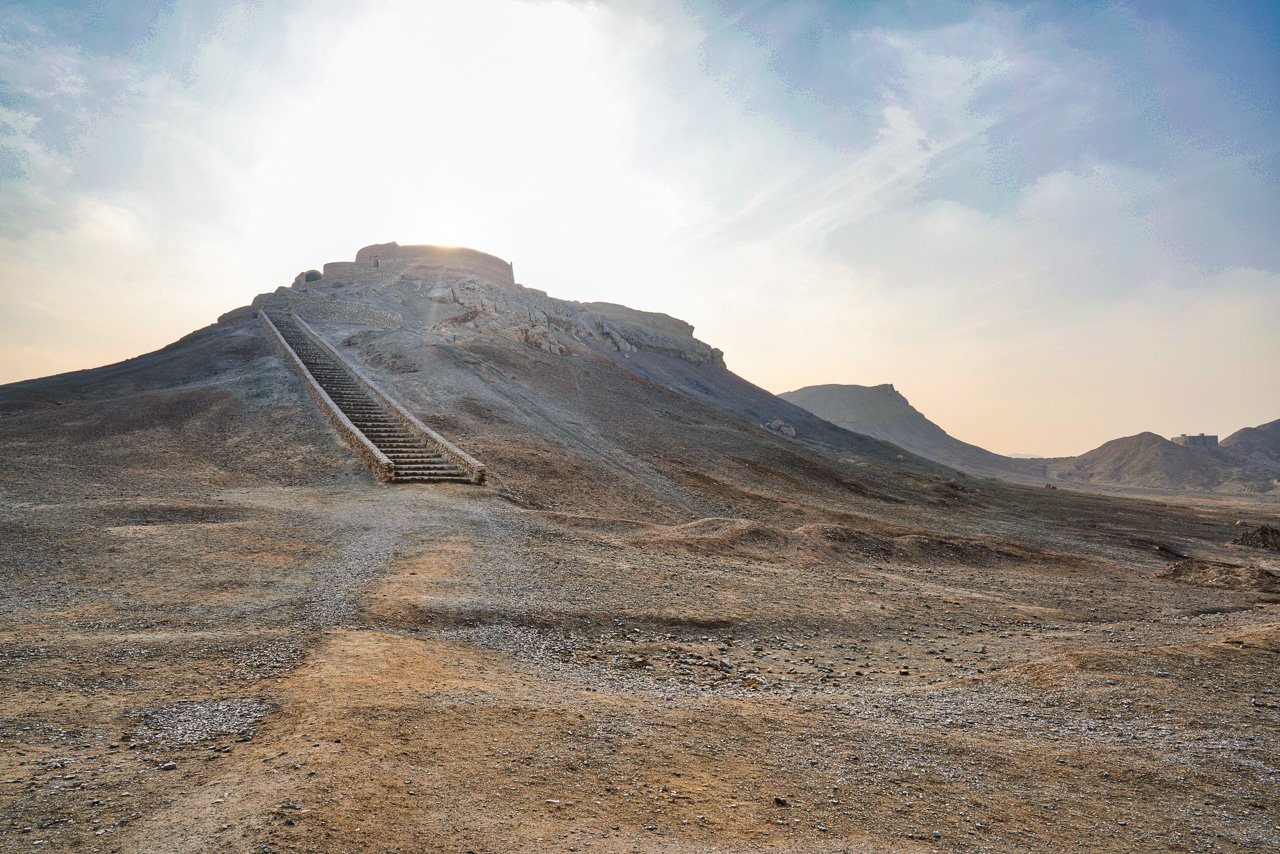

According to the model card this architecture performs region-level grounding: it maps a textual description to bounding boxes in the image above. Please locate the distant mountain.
[1048,429,1280,493]
[1221,419,1280,466]
[1049,432,1230,492]
[782,383,1280,495]
[779,384,1044,479]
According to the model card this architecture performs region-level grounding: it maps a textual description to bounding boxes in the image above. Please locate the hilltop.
[1222,419,1280,466]
[1048,430,1280,493]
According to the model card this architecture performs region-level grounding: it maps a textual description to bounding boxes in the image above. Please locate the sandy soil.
[3,472,1277,852]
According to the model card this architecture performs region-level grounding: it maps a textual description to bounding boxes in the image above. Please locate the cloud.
[0,0,1275,455]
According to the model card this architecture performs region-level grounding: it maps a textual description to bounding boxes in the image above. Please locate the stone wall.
[289,314,487,484]
[257,311,396,482]
[1172,433,1219,448]
[354,242,515,287]
[320,262,358,283]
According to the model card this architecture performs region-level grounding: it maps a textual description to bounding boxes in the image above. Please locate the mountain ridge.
[782,383,1280,494]
[779,383,1044,480]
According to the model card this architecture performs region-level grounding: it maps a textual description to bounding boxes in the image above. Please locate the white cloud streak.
[0,0,1275,454]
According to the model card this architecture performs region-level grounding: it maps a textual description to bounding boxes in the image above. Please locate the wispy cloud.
[0,0,1275,454]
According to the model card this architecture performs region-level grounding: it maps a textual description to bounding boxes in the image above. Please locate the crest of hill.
[1048,430,1280,494]
[239,245,949,479]
[1057,432,1227,492]
[1222,419,1280,465]
[781,383,1280,495]
[780,383,1043,480]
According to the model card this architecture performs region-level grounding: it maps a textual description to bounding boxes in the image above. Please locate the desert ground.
[2,288,1278,852]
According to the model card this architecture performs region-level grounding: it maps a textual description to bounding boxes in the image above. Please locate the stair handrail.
[288,313,487,484]
[259,310,396,482]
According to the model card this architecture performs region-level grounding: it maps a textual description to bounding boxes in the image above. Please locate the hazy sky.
[2,0,1277,456]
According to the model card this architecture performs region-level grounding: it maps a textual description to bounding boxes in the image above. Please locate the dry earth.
[4,476,1278,853]
[2,271,1279,852]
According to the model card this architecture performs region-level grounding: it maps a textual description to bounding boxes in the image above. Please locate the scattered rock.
[1157,559,1280,593]
[1231,524,1280,550]
[764,418,797,439]
[132,698,268,746]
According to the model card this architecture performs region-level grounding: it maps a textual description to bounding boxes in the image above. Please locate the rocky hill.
[1222,419,1280,466]
[233,246,950,504]
[1048,432,1234,492]
[781,384,1279,494]
[1047,429,1280,494]
[780,383,1044,479]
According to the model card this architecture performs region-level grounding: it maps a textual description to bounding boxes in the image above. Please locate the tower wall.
[354,243,515,286]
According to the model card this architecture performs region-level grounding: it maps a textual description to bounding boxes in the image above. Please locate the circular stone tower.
[353,243,516,287]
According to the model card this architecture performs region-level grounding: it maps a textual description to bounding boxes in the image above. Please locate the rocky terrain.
[780,384,1044,480]
[1047,431,1278,494]
[1,244,1278,852]
[783,384,1280,495]
[1222,420,1280,468]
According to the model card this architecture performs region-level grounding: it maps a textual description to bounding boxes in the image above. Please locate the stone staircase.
[264,311,479,484]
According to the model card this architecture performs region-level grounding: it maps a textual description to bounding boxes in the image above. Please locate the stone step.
[392,475,472,483]
[268,310,480,485]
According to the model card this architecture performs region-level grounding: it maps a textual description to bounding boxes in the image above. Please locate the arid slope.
[781,383,1044,479]
[782,384,1279,495]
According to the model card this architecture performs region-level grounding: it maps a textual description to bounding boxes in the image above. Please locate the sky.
[1,0,1277,456]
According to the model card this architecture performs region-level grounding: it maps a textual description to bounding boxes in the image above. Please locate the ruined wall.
[354,243,515,287]
[1172,434,1219,448]
[321,262,359,283]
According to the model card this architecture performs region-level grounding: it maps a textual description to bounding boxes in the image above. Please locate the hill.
[780,383,1043,479]
[1047,428,1280,494]
[781,384,1279,494]
[1222,418,1280,466]
[1049,432,1234,492]
[1,243,1277,852]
